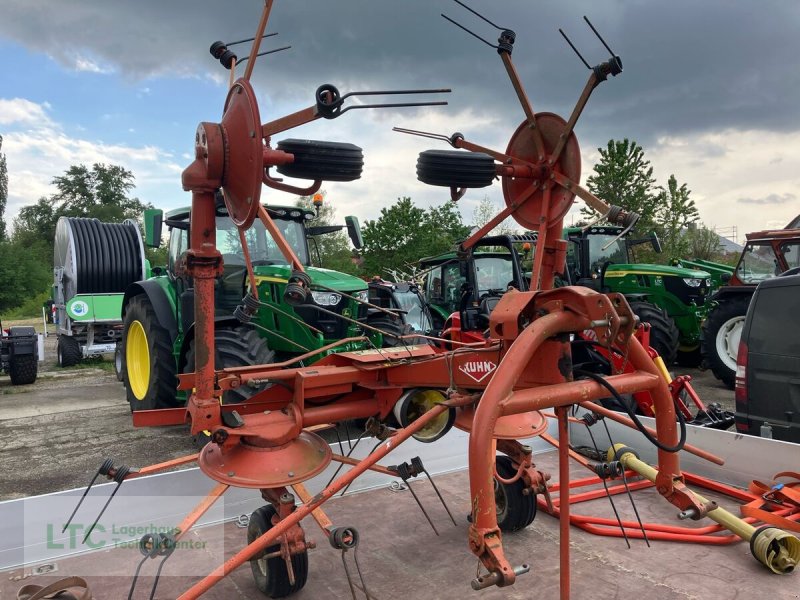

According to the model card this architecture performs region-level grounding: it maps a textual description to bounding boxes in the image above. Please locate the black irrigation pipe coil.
[55,217,145,295]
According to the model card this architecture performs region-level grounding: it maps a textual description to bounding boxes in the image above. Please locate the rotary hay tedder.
[62,1,799,598]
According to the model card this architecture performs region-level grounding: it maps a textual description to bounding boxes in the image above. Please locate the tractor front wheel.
[367,315,413,348]
[248,505,308,598]
[628,301,679,365]
[122,295,178,411]
[702,296,750,389]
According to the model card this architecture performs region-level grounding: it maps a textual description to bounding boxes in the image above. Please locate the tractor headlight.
[311,291,342,306]
[353,290,369,303]
[683,278,703,287]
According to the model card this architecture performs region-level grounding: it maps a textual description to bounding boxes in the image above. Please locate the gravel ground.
[0,327,735,501]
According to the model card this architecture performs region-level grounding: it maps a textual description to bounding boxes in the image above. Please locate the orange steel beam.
[292,482,334,535]
[500,51,545,160]
[257,205,305,272]
[558,407,570,600]
[330,454,397,477]
[177,403,449,599]
[128,453,200,479]
[174,483,230,542]
[539,432,591,469]
[243,0,273,81]
[578,400,725,466]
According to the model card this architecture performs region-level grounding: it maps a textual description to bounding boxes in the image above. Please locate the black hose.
[62,218,143,294]
[574,368,687,453]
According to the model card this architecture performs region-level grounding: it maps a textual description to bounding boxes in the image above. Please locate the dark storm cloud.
[737,192,796,205]
[2,0,799,149]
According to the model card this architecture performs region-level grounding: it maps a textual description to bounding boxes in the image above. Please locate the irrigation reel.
[63,2,799,599]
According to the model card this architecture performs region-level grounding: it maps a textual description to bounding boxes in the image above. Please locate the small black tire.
[248,505,308,598]
[122,295,179,411]
[9,355,38,385]
[702,296,751,389]
[628,301,679,365]
[416,149,496,188]
[56,335,82,367]
[113,343,124,382]
[276,139,363,182]
[495,455,537,533]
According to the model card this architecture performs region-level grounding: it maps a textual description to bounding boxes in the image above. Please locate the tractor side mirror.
[144,209,163,248]
[649,231,663,254]
[345,216,363,249]
[720,272,731,284]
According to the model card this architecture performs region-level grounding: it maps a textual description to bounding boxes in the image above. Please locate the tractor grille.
[664,277,709,306]
[293,297,365,341]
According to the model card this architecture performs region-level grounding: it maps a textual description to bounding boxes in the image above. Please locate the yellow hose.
[609,444,799,574]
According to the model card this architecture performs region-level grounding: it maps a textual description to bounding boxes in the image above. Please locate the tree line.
[0,136,728,315]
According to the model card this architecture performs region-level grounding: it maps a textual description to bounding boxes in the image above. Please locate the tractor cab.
[140,200,371,366]
[419,233,536,337]
[564,226,660,290]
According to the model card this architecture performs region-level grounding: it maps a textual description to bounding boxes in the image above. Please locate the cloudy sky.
[1,0,799,242]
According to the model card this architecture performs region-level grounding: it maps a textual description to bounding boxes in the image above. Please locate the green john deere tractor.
[564,225,713,365]
[120,201,384,412]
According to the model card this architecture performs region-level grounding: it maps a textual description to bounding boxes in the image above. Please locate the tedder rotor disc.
[199,430,333,489]
[220,78,263,229]
[501,112,581,230]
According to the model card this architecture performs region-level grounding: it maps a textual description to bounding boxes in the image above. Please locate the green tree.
[685,224,723,261]
[0,239,52,313]
[0,135,7,240]
[360,197,469,279]
[12,197,57,249]
[472,195,517,236]
[584,139,658,230]
[12,163,150,251]
[295,192,359,275]
[6,163,151,314]
[654,174,699,260]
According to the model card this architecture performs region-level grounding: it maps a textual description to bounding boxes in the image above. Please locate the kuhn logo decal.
[459,360,497,383]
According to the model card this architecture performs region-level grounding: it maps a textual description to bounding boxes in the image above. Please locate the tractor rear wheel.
[9,355,37,385]
[56,335,82,367]
[702,296,750,389]
[186,325,274,448]
[495,455,537,533]
[184,325,274,403]
[416,149,496,188]
[122,295,178,411]
[628,301,679,365]
[248,505,308,598]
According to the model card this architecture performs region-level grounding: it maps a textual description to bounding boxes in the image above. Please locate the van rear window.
[749,286,800,356]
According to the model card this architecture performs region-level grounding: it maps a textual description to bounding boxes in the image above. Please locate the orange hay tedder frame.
[66,1,798,598]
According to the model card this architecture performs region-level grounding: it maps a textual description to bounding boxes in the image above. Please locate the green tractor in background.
[121,200,383,412]
[563,225,713,365]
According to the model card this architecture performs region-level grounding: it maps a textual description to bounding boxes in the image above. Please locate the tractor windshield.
[394,289,432,334]
[736,241,781,284]
[475,255,514,296]
[587,234,628,272]
[216,216,310,266]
